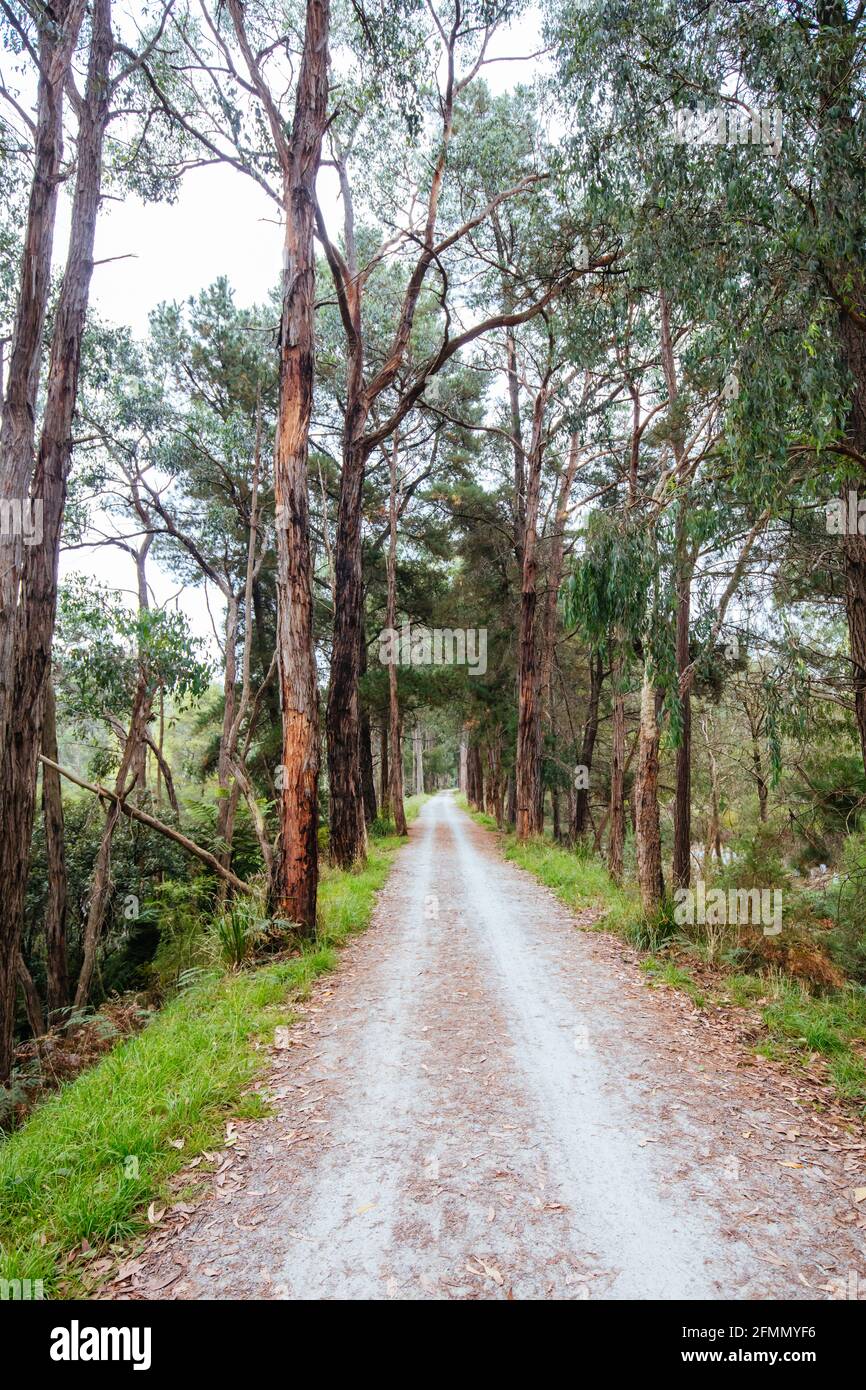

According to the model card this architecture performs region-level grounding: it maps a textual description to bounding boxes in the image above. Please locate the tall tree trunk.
[540,431,579,708]
[413,723,424,798]
[216,594,239,860]
[753,736,769,823]
[538,431,580,841]
[0,0,112,1081]
[386,439,407,834]
[839,314,866,773]
[635,670,665,913]
[214,431,264,895]
[327,433,368,867]
[388,688,405,833]
[816,3,866,776]
[269,0,331,932]
[75,672,151,1006]
[515,387,549,840]
[468,741,484,811]
[42,677,68,1014]
[607,646,626,883]
[489,729,505,825]
[359,622,377,825]
[701,714,724,865]
[572,648,603,840]
[672,545,693,888]
[659,286,691,892]
[0,0,85,745]
[486,737,503,820]
[128,540,152,797]
[360,709,377,825]
[155,684,165,806]
[379,722,391,819]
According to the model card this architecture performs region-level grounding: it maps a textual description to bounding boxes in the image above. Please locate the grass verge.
[0,795,427,1294]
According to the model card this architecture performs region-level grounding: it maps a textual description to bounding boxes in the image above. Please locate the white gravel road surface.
[103,793,866,1301]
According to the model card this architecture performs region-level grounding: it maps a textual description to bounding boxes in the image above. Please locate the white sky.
[55,7,548,652]
[87,167,282,337]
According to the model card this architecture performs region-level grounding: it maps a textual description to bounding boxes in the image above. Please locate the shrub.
[210,897,268,970]
[822,830,866,983]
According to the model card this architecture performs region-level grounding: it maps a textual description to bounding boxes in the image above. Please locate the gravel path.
[102,792,866,1301]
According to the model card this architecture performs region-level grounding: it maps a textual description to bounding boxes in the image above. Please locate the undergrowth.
[0,796,427,1295]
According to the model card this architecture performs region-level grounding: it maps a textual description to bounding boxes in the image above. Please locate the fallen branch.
[39,754,253,895]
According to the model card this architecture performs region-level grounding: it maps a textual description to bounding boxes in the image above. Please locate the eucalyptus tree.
[549,0,866,885]
[227,0,331,929]
[508,326,585,840]
[78,289,282,879]
[0,0,87,622]
[132,0,333,929]
[56,577,210,1004]
[565,511,652,880]
[313,2,611,867]
[0,0,116,1081]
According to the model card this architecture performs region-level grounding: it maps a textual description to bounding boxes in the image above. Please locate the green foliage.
[715,825,791,893]
[210,898,268,971]
[563,514,653,656]
[624,896,680,954]
[24,799,192,1006]
[823,831,866,983]
[57,578,211,731]
[641,959,706,1009]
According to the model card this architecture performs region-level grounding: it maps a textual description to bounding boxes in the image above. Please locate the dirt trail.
[104,794,866,1301]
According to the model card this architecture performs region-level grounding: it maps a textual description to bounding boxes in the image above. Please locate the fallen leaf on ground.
[466,1257,504,1286]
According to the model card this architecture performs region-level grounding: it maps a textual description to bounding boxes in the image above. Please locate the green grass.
[0,800,428,1295]
[828,1053,866,1101]
[757,979,866,1073]
[716,975,866,1109]
[640,958,706,1008]
[726,973,768,1007]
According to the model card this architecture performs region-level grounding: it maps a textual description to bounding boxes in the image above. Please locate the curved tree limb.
[39,755,253,895]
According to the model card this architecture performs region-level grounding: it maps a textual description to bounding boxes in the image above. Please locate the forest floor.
[99,793,866,1301]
